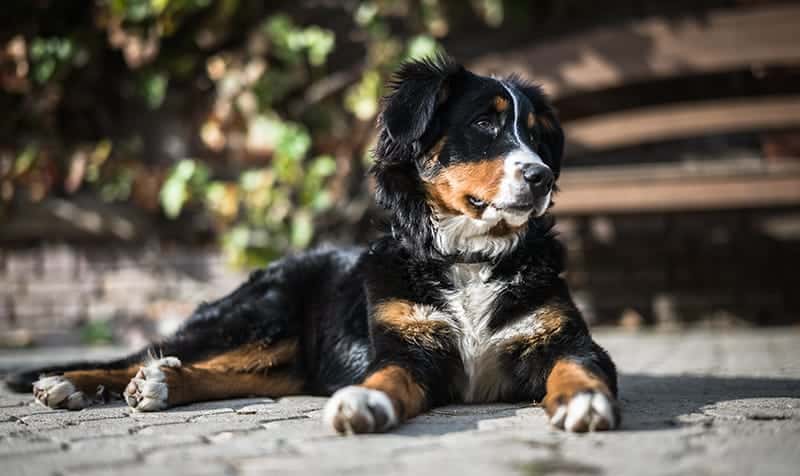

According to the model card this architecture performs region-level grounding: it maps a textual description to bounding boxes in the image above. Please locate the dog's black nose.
[521,163,554,195]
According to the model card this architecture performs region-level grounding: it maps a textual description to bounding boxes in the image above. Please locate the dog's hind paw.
[33,375,91,410]
[548,390,618,432]
[323,386,398,435]
[124,356,181,412]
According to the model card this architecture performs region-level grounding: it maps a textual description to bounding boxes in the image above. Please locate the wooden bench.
[555,160,800,215]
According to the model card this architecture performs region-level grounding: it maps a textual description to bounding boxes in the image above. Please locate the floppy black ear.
[509,79,564,178]
[369,55,460,253]
[380,54,461,147]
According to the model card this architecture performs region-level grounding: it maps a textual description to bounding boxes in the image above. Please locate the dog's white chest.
[444,263,507,402]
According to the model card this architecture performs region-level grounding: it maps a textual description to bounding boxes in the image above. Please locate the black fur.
[7,55,616,421]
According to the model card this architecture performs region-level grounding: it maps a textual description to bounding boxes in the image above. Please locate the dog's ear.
[369,54,458,252]
[380,54,461,148]
[508,79,564,178]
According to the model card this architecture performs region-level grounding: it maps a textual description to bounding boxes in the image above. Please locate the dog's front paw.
[323,386,398,435]
[546,390,618,432]
[124,356,181,412]
[33,375,92,410]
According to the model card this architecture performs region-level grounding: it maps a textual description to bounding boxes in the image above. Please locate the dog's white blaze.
[443,262,509,402]
[496,81,552,217]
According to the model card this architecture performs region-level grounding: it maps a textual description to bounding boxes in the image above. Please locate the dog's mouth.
[491,192,551,219]
[495,202,535,213]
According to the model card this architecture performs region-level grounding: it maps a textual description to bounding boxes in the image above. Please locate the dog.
[6,54,619,433]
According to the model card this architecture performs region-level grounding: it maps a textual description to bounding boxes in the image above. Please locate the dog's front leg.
[324,299,457,434]
[542,354,620,432]
[324,364,427,434]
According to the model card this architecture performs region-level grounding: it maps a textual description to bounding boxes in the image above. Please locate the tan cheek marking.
[424,159,506,218]
[494,96,509,112]
[527,112,536,129]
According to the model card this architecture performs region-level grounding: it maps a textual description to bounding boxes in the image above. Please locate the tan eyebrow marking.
[527,111,536,129]
[493,96,509,112]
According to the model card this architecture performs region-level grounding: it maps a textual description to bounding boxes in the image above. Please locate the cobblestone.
[1,329,798,476]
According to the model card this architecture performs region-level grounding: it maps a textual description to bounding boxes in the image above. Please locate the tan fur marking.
[164,340,304,405]
[361,365,426,421]
[421,137,447,172]
[425,158,505,218]
[493,96,509,112]
[374,300,453,350]
[64,366,141,396]
[542,360,610,416]
[500,304,567,355]
[527,112,536,129]
[193,340,298,372]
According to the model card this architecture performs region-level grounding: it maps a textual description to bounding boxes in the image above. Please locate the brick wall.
[1,207,797,347]
[0,243,246,347]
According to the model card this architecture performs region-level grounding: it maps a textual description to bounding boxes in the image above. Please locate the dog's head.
[372,54,563,260]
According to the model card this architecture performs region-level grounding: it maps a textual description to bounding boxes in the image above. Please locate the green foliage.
[160,159,210,218]
[80,320,114,345]
[1,0,507,268]
[264,14,335,66]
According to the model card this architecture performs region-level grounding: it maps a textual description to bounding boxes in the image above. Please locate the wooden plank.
[564,96,800,152]
[554,169,800,215]
[470,4,800,99]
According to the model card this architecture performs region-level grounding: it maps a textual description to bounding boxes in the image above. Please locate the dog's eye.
[474,118,494,132]
[466,195,487,210]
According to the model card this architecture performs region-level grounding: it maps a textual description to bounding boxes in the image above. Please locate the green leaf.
[309,155,336,177]
[160,159,206,218]
[160,175,188,218]
[139,71,169,109]
[276,123,311,162]
[14,145,38,175]
[345,70,381,120]
[406,35,439,60]
[290,209,313,248]
[303,27,335,66]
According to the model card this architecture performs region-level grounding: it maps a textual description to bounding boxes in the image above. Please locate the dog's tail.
[4,351,149,393]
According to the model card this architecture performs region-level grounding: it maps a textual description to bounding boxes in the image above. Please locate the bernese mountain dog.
[6,54,619,433]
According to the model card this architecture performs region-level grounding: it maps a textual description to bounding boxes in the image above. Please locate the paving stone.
[1,329,799,476]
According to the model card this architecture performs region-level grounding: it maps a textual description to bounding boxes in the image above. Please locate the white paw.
[123,356,181,412]
[323,386,398,434]
[33,375,91,410]
[549,391,618,432]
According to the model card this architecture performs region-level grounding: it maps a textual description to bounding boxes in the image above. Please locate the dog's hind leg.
[28,352,153,410]
[123,339,305,411]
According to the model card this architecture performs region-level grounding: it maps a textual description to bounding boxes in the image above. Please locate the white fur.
[549,391,617,432]
[324,386,398,434]
[33,375,91,410]
[124,356,181,412]
[433,213,521,258]
[442,263,510,402]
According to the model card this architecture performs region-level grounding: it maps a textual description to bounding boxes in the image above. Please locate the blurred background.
[1,0,798,348]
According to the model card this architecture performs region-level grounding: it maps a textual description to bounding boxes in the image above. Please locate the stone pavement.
[1,329,799,476]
